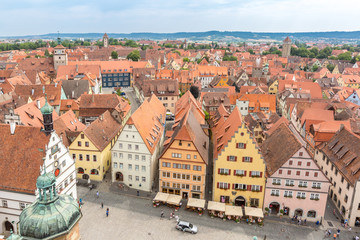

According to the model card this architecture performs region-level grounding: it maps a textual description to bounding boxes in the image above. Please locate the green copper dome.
[40,100,53,115]
[19,172,81,239]
[40,94,53,115]
[36,172,56,189]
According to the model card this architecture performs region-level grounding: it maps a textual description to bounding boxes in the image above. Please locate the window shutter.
[234,170,236,175]
[250,157,253,162]
[218,168,220,174]
[217,182,219,188]
[228,169,231,175]
[236,143,239,148]
[242,157,245,162]
[260,186,263,192]
[232,184,235,189]
[249,171,252,176]
[244,144,247,149]
[260,172,263,177]
[227,156,230,161]
[247,185,251,191]
[228,183,230,189]
[244,170,247,176]
[235,156,237,161]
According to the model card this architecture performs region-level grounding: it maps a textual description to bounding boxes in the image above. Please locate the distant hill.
[2,31,360,42]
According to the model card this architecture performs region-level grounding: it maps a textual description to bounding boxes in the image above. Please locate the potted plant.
[279,209,284,218]
[265,207,269,216]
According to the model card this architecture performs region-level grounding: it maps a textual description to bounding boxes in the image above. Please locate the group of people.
[160,210,179,222]
[96,191,110,217]
[291,215,306,225]
[325,229,341,239]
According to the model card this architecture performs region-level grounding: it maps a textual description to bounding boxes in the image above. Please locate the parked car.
[175,221,198,234]
[166,111,175,120]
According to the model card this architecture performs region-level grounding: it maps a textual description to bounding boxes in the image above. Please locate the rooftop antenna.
[57,31,61,45]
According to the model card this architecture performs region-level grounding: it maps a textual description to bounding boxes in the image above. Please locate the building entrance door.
[182,192,188,199]
[115,172,123,181]
[234,196,246,206]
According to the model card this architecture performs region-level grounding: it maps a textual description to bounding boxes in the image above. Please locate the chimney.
[36,99,41,109]
[31,88,34,95]
[72,90,75,99]
[10,121,16,135]
[55,82,58,88]
[76,64,79,73]
[66,75,68,80]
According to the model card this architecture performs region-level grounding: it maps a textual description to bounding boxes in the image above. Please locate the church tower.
[103,33,109,48]
[41,94,54,135]
[282,36,291,58]
[53,44,67,71]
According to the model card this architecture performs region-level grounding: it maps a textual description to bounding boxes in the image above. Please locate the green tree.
[310,47,319,56]
[312,65,319,72]
[223,55,237,61]
[126,50,140,61]
[44,49,50,57]
[327,64,335,72]
[124,40,138,48]
[111,51,118,59]
[337,52,352,61]
[248,49,254,54]
[183,57,190,62]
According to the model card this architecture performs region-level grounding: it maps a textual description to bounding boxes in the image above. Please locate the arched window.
[90,169,99,175]
[78,167,84,174]
[307,210,316,218]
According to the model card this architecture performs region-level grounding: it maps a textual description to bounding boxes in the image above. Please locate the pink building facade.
[264,147,331,222]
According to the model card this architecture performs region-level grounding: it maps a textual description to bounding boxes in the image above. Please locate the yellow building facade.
[69,111,122,181]
[70,133,115,181]
[213,109,266,208]
[159,139,207,199]
[268,80,278,95]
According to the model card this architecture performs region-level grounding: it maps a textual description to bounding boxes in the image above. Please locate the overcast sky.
[1,0,359,36]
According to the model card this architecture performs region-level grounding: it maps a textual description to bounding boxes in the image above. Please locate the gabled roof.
[83,110,122,151]
[319,127,360,185]
[213,107,242,158]
[0,124,50,194]
[261,123,302,176]
[127,94,166,154]
[54,110,86,147]
[14,97,59,128]
[14,84,62,106]
[162,107,208,164]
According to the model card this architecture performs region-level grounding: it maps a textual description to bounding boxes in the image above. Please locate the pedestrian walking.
[337,229,340,237]
[298,219,301,225]
[96,191,99,198]
[333,233,337,239]
[106,208,109,217]
[101,202,103,208]
[175,215,179,222]
[304,219,306,225]
[160,210,164,219]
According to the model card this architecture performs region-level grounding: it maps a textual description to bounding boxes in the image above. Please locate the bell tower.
[282,36,291,58]
[103,33,109,48]
[41,94,54,135]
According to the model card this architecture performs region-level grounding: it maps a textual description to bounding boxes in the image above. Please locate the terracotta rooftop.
[261,123,302,176]
[319,127,360,186]
[83,110,122,151]
[0,124,50,194]
[14,84,62,106]
[126,94,166,154]
[14,97,59,128]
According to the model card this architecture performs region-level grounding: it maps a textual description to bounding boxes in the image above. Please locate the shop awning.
[225,205,243,217]
[187,198,206,209]
[153,192,169,202]
[245,207,264,218]
[207,201,225,212]
[166,194,182,206]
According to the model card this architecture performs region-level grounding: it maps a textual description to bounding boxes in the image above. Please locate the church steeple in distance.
[41,94,54,135]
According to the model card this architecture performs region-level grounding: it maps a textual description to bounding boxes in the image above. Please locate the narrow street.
[122,87,140,113]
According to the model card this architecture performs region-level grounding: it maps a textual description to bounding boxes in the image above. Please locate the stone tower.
[282,36,291,58]
[53,44,68,71]
[252,57,263,78]
[103,33,109,48]
[15,170,82,240]
[41,94,54,135]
